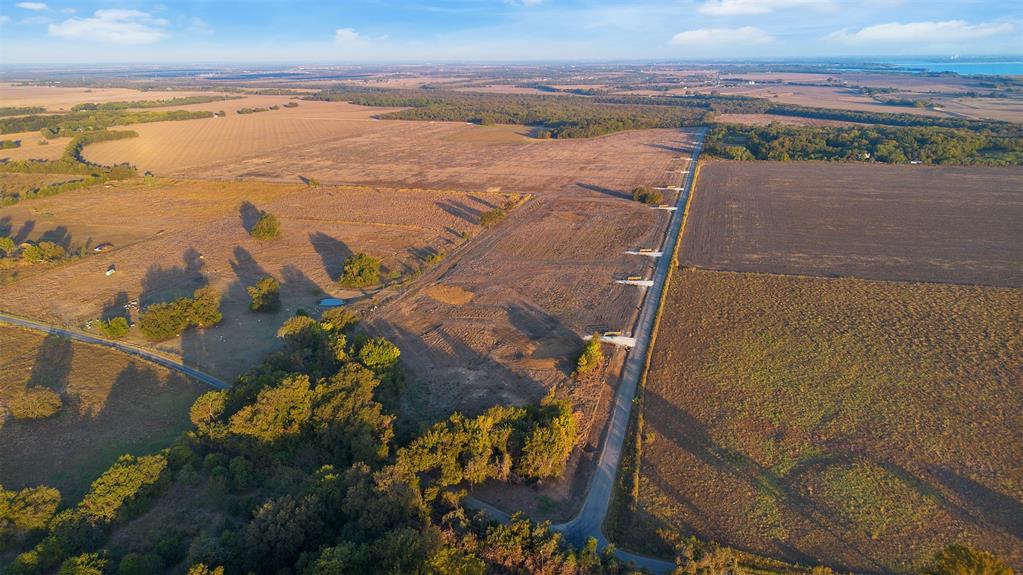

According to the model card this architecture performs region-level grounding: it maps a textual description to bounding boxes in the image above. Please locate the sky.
[0,0,1021,64]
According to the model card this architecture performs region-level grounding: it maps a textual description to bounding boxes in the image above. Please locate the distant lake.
[877,59,1023,76]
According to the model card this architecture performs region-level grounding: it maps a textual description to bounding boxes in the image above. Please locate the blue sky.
[1,0,1020,64]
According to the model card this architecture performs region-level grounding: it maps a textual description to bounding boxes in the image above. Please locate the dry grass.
[0,178,489,378]
[0,84,218,111]
[0,324,202,502]
[621,268,1023,573]
[684,161,1023,287]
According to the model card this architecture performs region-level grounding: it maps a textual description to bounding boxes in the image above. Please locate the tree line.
[70,96,241,112]
[0,109,213,138]
[704,123,1023,166]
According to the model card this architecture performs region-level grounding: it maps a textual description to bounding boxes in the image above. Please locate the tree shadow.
[929,466,1023,537]
[466,195,498,210]
[239,201,262,233]
[101,291,131,321]
[645,143,686,154]
[0,216,10,237]
[13,220,35,243]
[309,232,352,281]
[435,199,482,225]
[38,225,72,248]
[575,182,630,200]
[0,360,199,503]
[139,248,207,306]
[26,334,73,393]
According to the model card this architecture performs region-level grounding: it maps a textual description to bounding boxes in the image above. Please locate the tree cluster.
[573,335,605,378]
[337,253,381,288]
[705,123,1023,166]
[137,287,222,341]
[0,109,212,138]
[247,276,281,312]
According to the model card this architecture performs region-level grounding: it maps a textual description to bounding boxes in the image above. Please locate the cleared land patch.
[0,324,202,502]
[0,178,488,379]
[620,269,1023,572]
[684,161,1023,287]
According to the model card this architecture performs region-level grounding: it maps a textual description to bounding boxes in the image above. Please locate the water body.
[877,59,1023,76]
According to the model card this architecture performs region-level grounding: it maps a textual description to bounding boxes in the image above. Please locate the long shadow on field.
[0,216,11,237]
[645,143,688,154]
[435,199,482,225]
[930,466,1023,537]
[101,291,131,322]
[12,220,34,244]
[26,334,73,394]
[643,388,887,573]
[0,361,196,503]
[506,301,578,376]
[239,201,263,233]
[38,225,72,249]
[575,182,629,200]
[140,248,207,306]
[466,195,498,210]
[309,232,353,282]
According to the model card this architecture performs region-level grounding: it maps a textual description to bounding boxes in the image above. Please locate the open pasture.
[622,269,1023,572]
[84,108,686,194]
[683,161,1023,287]
[0,324,202,502]
[0,178,489,378]
[0,83,217,111]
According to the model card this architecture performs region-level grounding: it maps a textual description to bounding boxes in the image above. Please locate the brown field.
[0,324,203,502]
[0,132,70,162]
[0,84,217,111]
[617,268,1023,573]
[683,161,1023,287]
[693,84,950,118]
[0,178,490,378]
[85,111,687,195]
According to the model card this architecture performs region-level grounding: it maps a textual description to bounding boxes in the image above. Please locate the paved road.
[551,130,705,572]
[0,311,229,390]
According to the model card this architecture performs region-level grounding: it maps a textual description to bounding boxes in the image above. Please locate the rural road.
[552,130,705,571]
[0,311,230,390]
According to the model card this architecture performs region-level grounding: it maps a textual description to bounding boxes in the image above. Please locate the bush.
[632,186,662,205]
[0,485,61,538]
[922,545,1013,575]
[479,207,507,227]
[247,276,281,312]
[249,212,280,240]
[8,387,62,420]
[0,236,14,256]
[98,317,129,339]
[337,253,381,288]
[572,334,604,378]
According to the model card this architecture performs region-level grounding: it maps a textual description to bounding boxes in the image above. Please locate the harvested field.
[0,131,69,161]
[684,161,1023,287]
[0,84,216,111]
[84,111,687,194]
[0,324,202,502]
[619,268,1023,572]
[0,178,489,379]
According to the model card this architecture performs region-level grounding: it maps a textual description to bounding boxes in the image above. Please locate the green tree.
[247,276,281,312]
[632,186,662,205]
[187,564,224,575]
[922,545,1013,575]
[117,552,164,575]
[188,286,222,328]
[98,317,129,339]
[572,334,604,378]
[189,390,227,438]
[358,338,401,370]
[338,253,381,288]
[320,307,359,333]
[138,299,191,341]
[250,212,281,240]
[0,484,61,543]
[0,236,14,257]
[479,207,507,227]
[78,454,167,523]
[229,375,314,443]
[58,553,108,575]
[516,394,578,479]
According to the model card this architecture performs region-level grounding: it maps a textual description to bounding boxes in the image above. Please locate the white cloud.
[829,20,1017,44]
[505,0,544,6]
[186,17,213,35]
[48,9,169,44]
[334,27,367,46]
[670,26,774,46]
[16,2,49,10]
[0,15,9,23]
[698,0,831,16]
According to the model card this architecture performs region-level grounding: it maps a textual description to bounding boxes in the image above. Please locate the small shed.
[318,298,345,308]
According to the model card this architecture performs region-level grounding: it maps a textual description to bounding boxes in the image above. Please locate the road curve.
[552,130,705,572]
[0,311,230,390]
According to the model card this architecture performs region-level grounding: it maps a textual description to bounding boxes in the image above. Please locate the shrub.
[922,545,1013,575]
[78,454,167,523]
[337,253,381,288]
[632,186,662,205]
[58,552,108,575]
[8,387,62,420]
[479,207,507,227]
[250,212,280,240]
[247,276,281,312]
[188,287,223,328]
[98,317,129,339]
[572,334,604,378]
[21,241,66,263]
[0,236,14,256]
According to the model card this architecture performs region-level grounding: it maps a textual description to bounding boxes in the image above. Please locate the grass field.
[683,161,1023,287]
[618,269,1023,573]
[0,178,491,378]
[0,324,203,502]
